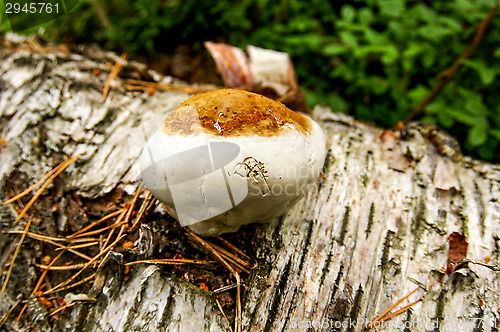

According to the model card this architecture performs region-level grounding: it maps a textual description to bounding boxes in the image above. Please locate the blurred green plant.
[3,0,499,161]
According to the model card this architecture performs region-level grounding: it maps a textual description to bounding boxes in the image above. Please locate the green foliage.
[7,0,500,161]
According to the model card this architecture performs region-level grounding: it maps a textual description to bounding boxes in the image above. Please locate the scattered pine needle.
[71,217,127,239]
[10,153,83,224]
[103,53,127,99]
[4,230,93,261]
[4,230,95,243]
[35,263,88,271]
[42,231,126,296]
[125,259,215,266]
[49,302,75,317]
[234,272,242,332]
[125,78,215,95]
[124,184,143,226]
[216,298,234,332]
[1,218,33,293]
[378,298,422,324]
[0,299,20,328]
[17,250,66,321]
[210,242,251,273]
[185,229,242,332]
[2,160,65,206]
[0,240,17,284]
[50,273,96,294]
[217,236,252,262]
[367,286,421,329]
[67,209,124,239]
[100,228,116,255]
[55,241,99,251]
[129,191,153,232]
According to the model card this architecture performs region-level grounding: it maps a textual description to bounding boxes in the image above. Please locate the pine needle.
[125,259,214,266]
[1,218,33,293]
[41,230,126,296]
[12,153,83,224]
[17,250,66,321]
[4,230,92,261]
[103,53,127,99]
[66,209,124,239]
[185,229,242,332]
[216,298,234,332]
[367,286,420,329]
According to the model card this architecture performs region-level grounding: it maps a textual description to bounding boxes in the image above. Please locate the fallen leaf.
[447,232,468,274]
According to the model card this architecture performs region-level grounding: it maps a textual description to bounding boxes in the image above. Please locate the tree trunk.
[1,35,499,332]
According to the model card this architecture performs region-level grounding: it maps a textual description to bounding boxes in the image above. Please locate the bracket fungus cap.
[139,89,326,236]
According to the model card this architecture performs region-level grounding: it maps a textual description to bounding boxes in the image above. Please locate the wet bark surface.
[1,35,499,331]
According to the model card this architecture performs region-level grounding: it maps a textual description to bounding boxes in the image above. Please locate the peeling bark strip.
[1,37,500,331]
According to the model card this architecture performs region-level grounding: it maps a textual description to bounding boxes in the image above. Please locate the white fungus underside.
[139,120,326,236]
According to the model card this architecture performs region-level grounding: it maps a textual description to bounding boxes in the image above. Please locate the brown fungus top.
[162,89,311,137]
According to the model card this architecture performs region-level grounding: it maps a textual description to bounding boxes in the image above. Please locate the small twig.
[216,298,234,332]
[406,4,497,122]
[103,53,127,99]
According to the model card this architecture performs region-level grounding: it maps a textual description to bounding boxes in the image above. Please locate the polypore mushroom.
[139,89,326,236]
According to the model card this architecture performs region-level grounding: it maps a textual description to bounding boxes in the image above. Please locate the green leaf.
[403,43,422,58]
[324,44,349,56]
[408,85,429,104]
[341,5,356,22]
[468,125,488,147]
[380,45,399,65]
[358,7,375,24]
[409,4,437,23]
[364,28,387,44]
[439,16,462,32]
[339,31,358,46]
[437,109,454,128]
[418,25,453,42]
[377,0,404,17]
[490,129,500,140]
[494,47,500,58]
[462,59,496,85]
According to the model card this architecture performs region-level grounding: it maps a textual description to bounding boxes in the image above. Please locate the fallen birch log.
[0,35,499,331]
